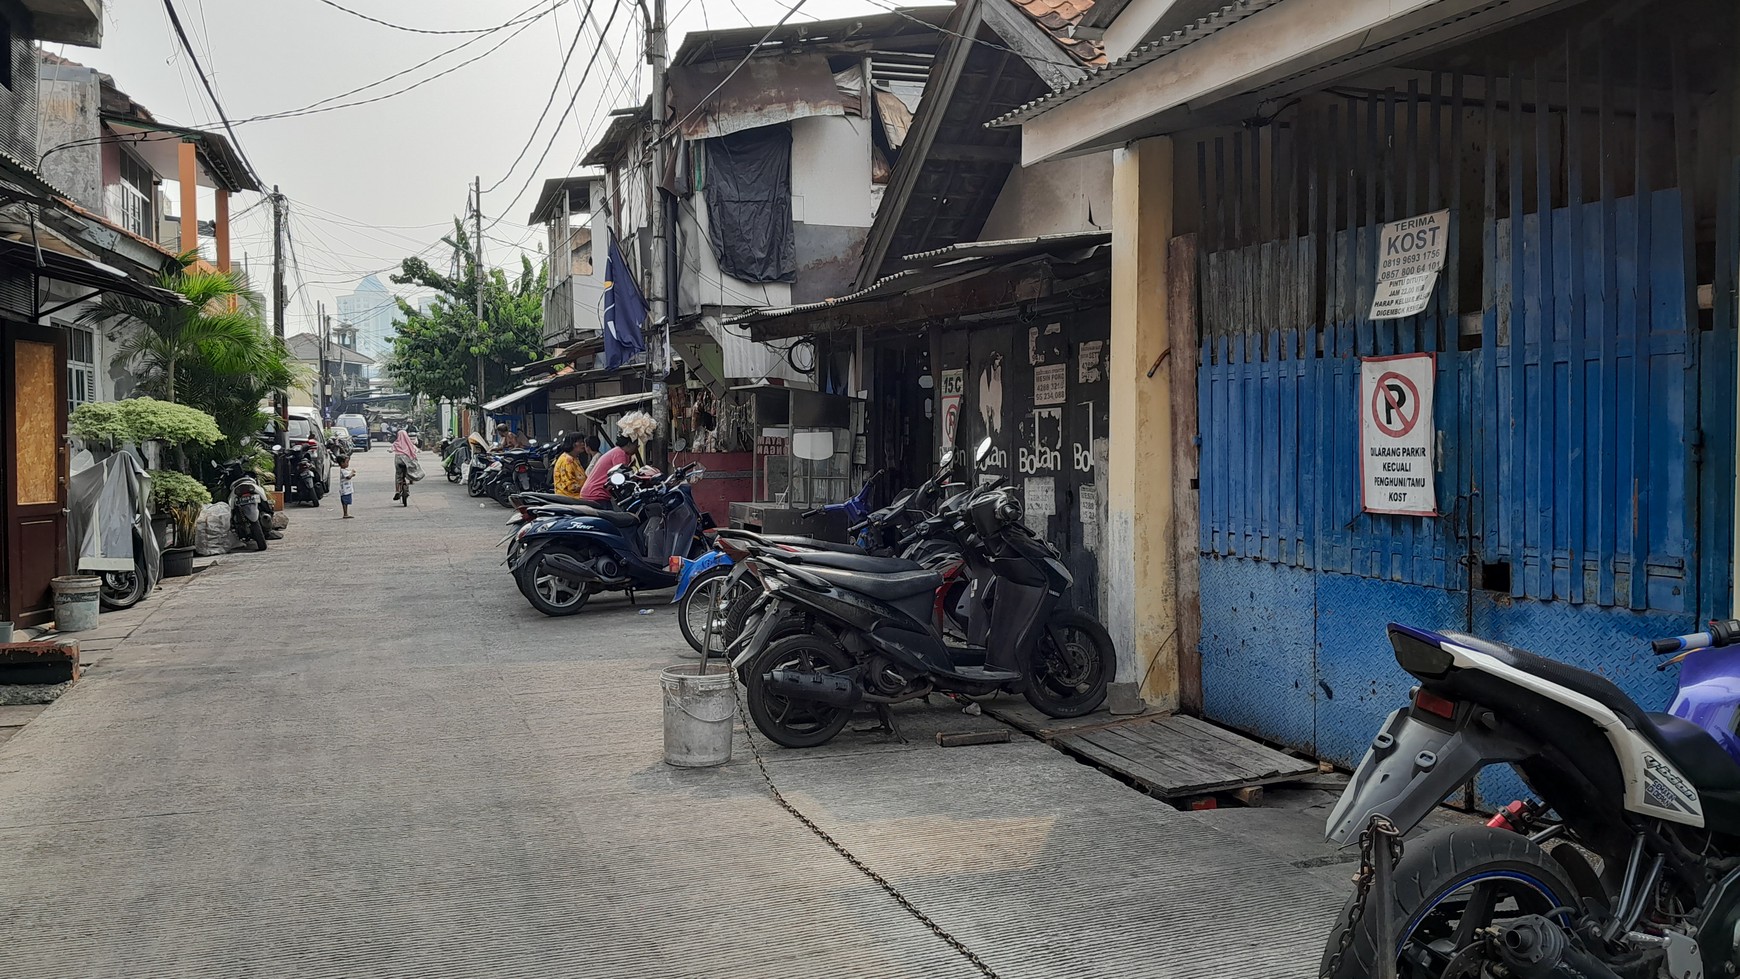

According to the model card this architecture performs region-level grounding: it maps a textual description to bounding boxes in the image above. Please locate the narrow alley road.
[0,451,1344,979]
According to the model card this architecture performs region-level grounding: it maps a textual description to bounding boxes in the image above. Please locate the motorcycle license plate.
[729,596,780,670]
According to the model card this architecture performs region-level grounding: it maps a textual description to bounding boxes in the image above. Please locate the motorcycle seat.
[799,565,941,601]
[573,507,640,528]
[1443,631,1658,731]
[720,529,861,554]
[518,492,588,507]
[782,551,922,574]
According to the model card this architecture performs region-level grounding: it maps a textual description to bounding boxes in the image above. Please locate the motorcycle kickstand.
[854,704,906,743]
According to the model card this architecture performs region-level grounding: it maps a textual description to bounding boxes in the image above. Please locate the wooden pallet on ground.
[1050,713,1317,800]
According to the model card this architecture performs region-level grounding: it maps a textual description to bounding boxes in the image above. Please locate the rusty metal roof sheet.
[1007,0,1107,66]
[987,0,1287,128]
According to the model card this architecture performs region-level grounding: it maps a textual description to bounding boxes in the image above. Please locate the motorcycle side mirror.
[939,449,955,468]
[270,445,282,454]
[975,436,993,464]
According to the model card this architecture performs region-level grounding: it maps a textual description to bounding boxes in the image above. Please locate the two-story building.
[37,51,261,410]
[510,8,948,529]
[0,1,195,627]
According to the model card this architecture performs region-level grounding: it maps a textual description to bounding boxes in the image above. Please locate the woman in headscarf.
[392,429,418,506]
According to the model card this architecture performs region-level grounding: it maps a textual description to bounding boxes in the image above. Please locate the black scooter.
[733,438,1116,748]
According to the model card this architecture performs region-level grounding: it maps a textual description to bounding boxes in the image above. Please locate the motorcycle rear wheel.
[744,633,856,748]
[515,546,596,616]
[1023,610,1115,718]
[1318,825,1578,979]
[98,557,149,611]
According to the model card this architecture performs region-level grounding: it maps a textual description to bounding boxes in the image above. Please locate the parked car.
[335,413,370,452]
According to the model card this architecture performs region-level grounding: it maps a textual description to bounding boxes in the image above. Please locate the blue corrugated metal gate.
[1187,34,1737,794]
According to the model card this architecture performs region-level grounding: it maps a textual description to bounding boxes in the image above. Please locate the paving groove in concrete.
[0,451,1343,978]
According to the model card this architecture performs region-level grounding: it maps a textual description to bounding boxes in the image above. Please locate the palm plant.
[81,257,304,452]
[81,257,270,406]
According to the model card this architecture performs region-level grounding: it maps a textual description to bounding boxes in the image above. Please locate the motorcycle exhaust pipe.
[762,669,863,708]
[1496,916,1624,979]
[539,552,630,587]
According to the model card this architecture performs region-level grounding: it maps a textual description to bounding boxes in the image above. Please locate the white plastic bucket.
[51,576,101,633]
[660,665,736,768]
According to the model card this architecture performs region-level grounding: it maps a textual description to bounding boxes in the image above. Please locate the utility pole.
[646,0,672,467]
[474,175,487,438]
[318,302,330,422]
[271,187,289,484]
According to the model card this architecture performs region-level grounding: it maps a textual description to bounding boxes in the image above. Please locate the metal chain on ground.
[728,679,1005,979]
[1320,815,1404,979]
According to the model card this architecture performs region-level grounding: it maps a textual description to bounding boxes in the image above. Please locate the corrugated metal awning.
[555,391,657,418]
[482,373,568,413]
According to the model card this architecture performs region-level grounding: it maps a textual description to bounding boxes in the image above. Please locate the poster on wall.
[1034,363,1067,406]
[1024,476,1055,536]
[1360,353,1437,516]
[1369,209,1449,320]
[940,369,964,451]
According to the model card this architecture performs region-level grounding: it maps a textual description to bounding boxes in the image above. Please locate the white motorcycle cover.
[194,503,234,557]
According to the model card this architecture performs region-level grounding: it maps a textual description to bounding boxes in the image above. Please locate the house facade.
[989,0,1740,799]
[0,0,200,627]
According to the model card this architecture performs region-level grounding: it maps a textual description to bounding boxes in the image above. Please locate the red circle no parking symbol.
[1371,371,1422,438]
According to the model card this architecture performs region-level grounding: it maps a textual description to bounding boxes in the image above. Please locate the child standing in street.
[339,460,356,519]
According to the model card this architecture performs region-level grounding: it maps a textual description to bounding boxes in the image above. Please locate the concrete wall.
[36,60,101,212]
[979,153,1114,242]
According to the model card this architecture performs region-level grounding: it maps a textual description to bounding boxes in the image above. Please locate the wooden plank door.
[4,322,67,628]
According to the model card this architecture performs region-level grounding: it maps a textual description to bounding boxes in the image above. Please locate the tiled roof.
[1007,0,1106,67]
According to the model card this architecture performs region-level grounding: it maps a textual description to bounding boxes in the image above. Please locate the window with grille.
[66,326,95,412]
[107,150,155,239]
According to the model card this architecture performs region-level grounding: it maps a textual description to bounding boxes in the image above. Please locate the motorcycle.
[275,443,322,507]
[506,463,713,616]
[440,435,466,483]
[214,458,274,551]
[1317,621,1740,979]
[690,452,978,659]
[731,437,1117,748]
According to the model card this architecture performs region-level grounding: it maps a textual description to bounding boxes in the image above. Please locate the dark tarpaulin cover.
[703,125,795,285]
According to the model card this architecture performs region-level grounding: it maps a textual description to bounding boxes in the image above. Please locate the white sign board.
[1024,476,1055,535]
[940,369,964,448]
[1369,209,1449,321]
[1034,363,1067,406]
[1360,354,1437,516]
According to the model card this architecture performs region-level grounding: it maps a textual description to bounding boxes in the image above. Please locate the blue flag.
[603,234,648,371]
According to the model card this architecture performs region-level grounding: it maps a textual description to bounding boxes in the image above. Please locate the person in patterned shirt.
[553,431,588,499]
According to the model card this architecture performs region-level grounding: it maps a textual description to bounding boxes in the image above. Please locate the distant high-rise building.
[336,275,395,365]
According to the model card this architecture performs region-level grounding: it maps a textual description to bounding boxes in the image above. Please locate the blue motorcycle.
[507,463,713,616]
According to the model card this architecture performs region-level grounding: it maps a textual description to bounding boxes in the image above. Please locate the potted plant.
[70,398,224,557]
[149,470,211,577]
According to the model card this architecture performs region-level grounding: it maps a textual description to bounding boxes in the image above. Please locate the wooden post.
[214,189,231,273]
[1168,234,1203,714]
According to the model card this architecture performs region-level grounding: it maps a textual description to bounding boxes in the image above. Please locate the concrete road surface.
[0,450,1344,978]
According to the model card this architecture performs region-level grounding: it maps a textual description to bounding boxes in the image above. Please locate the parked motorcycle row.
[491,436,1117,750]
[444,433,562,508]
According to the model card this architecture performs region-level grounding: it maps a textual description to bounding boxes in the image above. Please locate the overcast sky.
[68,0,902,347]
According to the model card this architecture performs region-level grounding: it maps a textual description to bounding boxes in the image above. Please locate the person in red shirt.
[580,434,637,504]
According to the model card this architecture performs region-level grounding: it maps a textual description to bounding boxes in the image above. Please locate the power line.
[160,0,263,184]
[193,0,558,128]
[483,0,598,194]
[311,0,561,35]
[483,0,627,225]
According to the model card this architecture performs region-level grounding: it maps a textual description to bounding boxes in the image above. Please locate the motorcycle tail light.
[1412,688,1458,720]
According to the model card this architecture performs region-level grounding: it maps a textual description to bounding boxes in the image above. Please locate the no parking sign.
[1360,353,1437,516]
